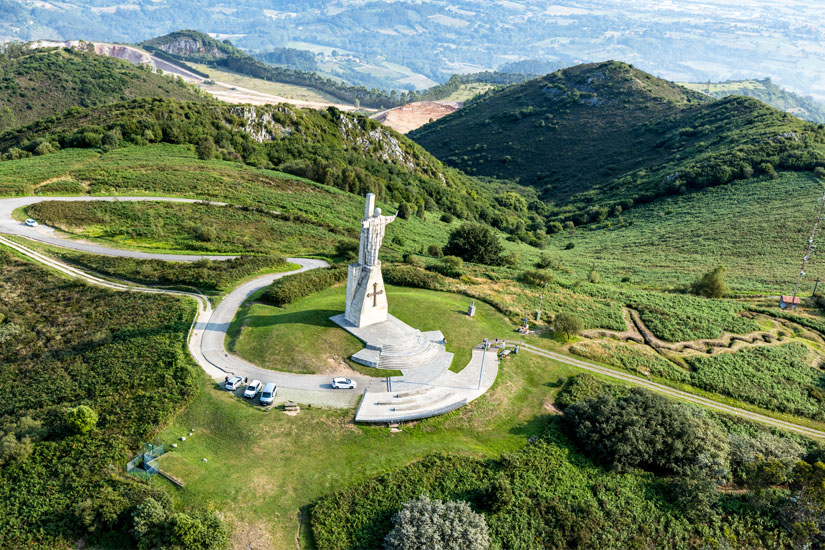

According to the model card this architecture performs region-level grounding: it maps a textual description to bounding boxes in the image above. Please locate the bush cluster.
[383,265,446,291]
[261,266,347,307]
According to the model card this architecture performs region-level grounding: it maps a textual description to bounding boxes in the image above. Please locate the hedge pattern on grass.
[58,252,288,292]
[260,266,346,307]
[383,265,447,291]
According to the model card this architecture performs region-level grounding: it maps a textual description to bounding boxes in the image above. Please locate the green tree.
[427,244,443,257]
[562,388,729,474]
[690,265,728,298]
[444,223,503,265]
[196,137,216,160]
[398,202,413,220]
[554,312,582,341]
[384,495,490,550]
[335,239,359,262]
[66,405,98,434]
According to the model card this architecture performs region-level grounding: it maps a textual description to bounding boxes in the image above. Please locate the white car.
[25,219,38,227]
[243,379,262,399]
[332,377,357,389]
[260,382,277,406]
[224,376,244,391]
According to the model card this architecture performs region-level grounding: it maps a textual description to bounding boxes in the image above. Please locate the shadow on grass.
[508,413,555,439]
[244,309,343,329]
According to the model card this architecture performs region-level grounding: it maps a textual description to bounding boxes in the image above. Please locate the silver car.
[260,382,277,406]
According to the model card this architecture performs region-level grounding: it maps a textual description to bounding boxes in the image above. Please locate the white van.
[260,382,277,406]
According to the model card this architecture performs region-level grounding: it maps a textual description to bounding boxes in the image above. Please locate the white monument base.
[344,261,388,328]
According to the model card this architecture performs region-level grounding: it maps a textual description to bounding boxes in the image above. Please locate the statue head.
[373,207,382,217]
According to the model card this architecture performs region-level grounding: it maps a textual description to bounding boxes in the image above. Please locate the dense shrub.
[313,420,800,550]
[335,239,359,262]
[384,495,490,550]
[66,405,98,434]
[519,269,554,286]
[690,265,728,298]
[59,253,288,292]
[427,244,443,257]
[444,223,504,265]
[311,454,492,550]
[562,388,729,474]
[554,374,623,408]
[383,265,446,291]
[261,266,347,307]
[0,250,198,548]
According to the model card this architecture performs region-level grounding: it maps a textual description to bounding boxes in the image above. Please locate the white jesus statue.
[344,193,396,327]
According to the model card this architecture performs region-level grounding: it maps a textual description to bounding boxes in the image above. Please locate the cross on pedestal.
[366,282,384,307]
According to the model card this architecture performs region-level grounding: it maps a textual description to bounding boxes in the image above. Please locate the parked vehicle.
[243,379,262,398]
[224,376,244,390]
[260,382,277,405]
[25,219,38,227]
[331,377,357,389]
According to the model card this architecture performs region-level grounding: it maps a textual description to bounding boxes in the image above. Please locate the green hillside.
[0,44,206,132]
[0,99,536,236]
[681,78,825,123]
[411,61,825,225]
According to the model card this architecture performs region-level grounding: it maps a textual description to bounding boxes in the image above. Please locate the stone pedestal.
[344,261,388,327]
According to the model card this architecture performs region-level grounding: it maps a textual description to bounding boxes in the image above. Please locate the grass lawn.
[227,284,517,376]
[153,350,580,549]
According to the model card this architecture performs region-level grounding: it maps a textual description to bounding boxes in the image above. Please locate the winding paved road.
[0,196,237,261]
[0,195,384,407]
[3,196,825,435]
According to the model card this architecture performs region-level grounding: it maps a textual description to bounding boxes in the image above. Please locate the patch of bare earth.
[227,516,274,550]
[372,101,461,134]
[320,355,363,378]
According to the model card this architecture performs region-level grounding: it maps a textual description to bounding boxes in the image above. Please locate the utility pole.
[793,189,825,303]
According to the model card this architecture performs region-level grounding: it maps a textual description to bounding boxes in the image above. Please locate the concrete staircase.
[355,386,468,423]
[355,346,499,423]
[330,314,499,423]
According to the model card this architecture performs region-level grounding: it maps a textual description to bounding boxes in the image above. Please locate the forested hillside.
[0,44,206,132]
[411,61,825,225]
[0,99,539,239]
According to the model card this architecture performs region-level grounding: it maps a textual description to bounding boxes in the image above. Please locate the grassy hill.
[0,45,206,132]
[0,101,537,236]
[681,78,825,123]
[411,61,825,225]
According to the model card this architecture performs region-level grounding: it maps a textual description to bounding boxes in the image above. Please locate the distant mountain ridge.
[411,61,825,225]
[681,78,825,124]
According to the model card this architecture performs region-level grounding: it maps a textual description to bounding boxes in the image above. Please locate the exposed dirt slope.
[372,101,461,133]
